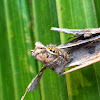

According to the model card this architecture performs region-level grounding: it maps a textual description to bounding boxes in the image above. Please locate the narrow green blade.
[56,0,100,100]
[1,0,100,100]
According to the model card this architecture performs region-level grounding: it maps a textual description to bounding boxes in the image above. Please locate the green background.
[0,0,100,100]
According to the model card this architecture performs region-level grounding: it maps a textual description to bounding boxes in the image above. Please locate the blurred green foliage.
[0,0,100,100]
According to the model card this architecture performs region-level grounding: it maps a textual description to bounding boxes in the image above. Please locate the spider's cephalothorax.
[31,42,69,74]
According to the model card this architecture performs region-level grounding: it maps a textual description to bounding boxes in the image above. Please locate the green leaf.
[56,0,100,100]
[0,0,100,100]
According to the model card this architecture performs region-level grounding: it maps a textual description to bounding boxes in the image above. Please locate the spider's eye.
[53,51,55,53]
[50,49,52,51]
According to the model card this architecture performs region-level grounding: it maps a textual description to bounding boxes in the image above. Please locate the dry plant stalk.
[21,27,100,100]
